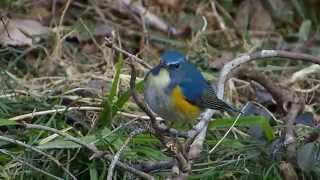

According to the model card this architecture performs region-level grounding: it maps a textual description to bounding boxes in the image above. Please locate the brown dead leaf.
[250,1,274,31]
[0,19,50,46]
[279,162,298,180]
[235,0,251,31]
[81,43,98,55]
[235,0,274,32]
[209,51,234,69]
[29,6,51,24]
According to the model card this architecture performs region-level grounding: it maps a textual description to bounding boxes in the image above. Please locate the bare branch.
[104,36,152,69]
[187,49,320,167]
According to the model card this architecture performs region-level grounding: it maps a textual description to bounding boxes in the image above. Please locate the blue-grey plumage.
[144,50,240,123]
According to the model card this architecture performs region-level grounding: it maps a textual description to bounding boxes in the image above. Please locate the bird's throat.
[148,68,171,90]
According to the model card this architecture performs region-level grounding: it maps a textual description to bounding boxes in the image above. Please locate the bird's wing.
[199,87,240,113]
[177,62,240,114]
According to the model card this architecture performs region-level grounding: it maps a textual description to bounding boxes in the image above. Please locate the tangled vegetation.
[0,0,320,179]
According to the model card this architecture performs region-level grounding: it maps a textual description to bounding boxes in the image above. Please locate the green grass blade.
[0,119,18,126]
[209,116,275,141]
[108,53,124,102]
[99,99,112,128]
[112,80,144,115]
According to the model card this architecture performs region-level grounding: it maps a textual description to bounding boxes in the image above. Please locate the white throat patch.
[147,68,170,89]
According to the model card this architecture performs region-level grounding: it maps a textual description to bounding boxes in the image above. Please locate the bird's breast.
[170,86,200,121]
[144,68,200,123]
[144,68,172,119]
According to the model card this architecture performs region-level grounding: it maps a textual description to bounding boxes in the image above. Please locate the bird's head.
[149,50,186,75]
[146,50,190,91]
[160,50,186,67]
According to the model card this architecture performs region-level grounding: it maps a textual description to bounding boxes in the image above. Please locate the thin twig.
[210,1,234,46]
[0,15,12,39]
[9,106,163,122]
[237,67,294,111]
[107,128,147,180]
[117,0,178,35]
[0,135,76,180]
[104,36,152,69]
[52,0,71,57]
[208,104,246,154]
[9,106,102,121]
[133,159,174,172]
[284,102,302,161]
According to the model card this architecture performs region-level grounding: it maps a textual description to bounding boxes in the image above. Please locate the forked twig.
[1,15,12,39]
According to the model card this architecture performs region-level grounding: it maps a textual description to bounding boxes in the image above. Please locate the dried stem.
[107,128,147,180]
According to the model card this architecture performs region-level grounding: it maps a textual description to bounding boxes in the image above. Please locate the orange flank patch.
[171,86,200,121]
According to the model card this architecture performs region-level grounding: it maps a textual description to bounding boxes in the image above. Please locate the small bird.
[144,50,239,124]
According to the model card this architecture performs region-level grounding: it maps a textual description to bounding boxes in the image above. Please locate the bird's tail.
[214,98,242,116]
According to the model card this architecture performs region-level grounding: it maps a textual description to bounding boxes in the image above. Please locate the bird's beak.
[158,60,167,68]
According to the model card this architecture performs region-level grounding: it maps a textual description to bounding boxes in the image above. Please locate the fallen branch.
[187,50,320,171]
[117,0,188,36]
[237,67,294,112]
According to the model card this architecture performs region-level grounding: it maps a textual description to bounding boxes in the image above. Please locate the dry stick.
[118,0,178,35]
[214,1,243,38]
[0,135,76,180]
[52,0,71,57]
[23,123,155,180]
[188,50,320,164]
[133,160,175,172]
[0,15,12,39]
[9,106,102,121]
[107,128,147,180]
[9,106,162,122]
[104,36,152,69]
[210,1,234,46]
[284,103,302,161]
[0,149,63,180]
[208,104,246,154]
[237,67,294,111]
